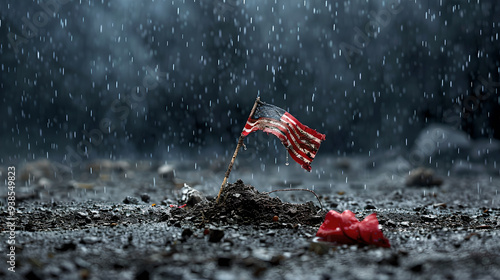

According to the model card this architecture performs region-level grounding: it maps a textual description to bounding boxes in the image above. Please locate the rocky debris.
[208,228,225,243]
[405,167,443,187]
[2,158,500,280]
[123,196,140,204]
[180,184,208,207]
[140,193,151,203]
[157,163,175,181]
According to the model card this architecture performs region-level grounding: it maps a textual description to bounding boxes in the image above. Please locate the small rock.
[158,164,175,181]
[208,229,225,243]
[400,221,410,227]
[385,220,397,227]
[25,270,44,280]
[76,211,88,218]
[123,196,140,204]
[135,269,150,280]
[364,204,377,210]
[74,257,91,269]
[217,256,232,267]
[421,214,437,222]
[269,255,285,266]
[181,228,194,240]
[405,167,443,187]
[409,263,424,273]
[140,193,151,203]
[80,236,101,245]
[310,237,332,255]
[59,260,76,272]
[181,184,207,207]
[433,203,447,209]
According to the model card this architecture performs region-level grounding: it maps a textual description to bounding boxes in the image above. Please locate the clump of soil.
[187,179,326,226]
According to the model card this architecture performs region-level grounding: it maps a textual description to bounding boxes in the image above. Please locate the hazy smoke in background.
[1,0,499,162]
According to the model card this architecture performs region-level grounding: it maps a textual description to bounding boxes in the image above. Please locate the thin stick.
[263,188,324,210]
[216,97,260,203]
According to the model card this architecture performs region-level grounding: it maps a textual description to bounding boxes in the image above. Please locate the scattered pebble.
[405,167,443,187]
[158,164,175,181]
[209,229,225,243]
[123,196,140,204]
[433,203,447,209]
[180,184,208,207]
[217,256,232,267]
[421,215,437,222]
[140,193,151,203]
[309,237,332,255]
[181,228,194,240]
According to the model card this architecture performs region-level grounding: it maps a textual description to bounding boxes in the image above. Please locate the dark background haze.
[1,0,499,165]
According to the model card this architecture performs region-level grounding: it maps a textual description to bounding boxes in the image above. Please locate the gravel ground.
[1,155,500,280]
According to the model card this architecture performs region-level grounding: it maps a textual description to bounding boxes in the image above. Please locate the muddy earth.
[1,155,500,280]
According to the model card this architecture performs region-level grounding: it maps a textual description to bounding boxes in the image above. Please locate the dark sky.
[1,0,499,162]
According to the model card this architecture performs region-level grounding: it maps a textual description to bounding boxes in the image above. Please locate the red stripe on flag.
[240,102,325,171]
[283,112,326,141]
[243,118,316,163]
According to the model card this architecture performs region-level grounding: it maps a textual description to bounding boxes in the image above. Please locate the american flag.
[242,100,326,171]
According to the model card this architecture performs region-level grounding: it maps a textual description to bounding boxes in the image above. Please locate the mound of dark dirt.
[185,179,326,226]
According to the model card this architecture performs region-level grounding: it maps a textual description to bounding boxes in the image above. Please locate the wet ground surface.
[1,154,500,279]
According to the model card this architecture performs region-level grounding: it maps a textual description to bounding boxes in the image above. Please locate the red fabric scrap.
[169,204,187,208]
[316,210,390,248]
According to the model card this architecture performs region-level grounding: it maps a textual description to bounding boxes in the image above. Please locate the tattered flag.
[242,100,326,171]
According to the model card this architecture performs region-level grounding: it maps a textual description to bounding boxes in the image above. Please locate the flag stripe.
[245,116,318,156]
[281,114,322,151]
[283,112,326,141]
[241,100,326,171]
[282,112,325,146]
[244,117,316,162]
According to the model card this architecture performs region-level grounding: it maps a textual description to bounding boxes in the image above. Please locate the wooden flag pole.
[216,96,260,204]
